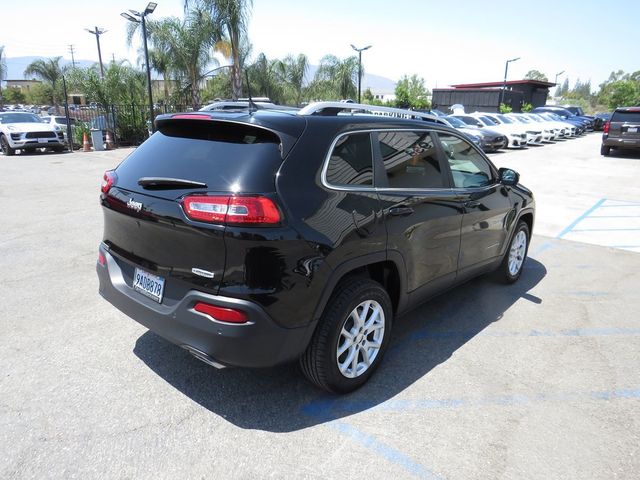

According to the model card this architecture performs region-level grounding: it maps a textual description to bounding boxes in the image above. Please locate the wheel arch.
[312,252,408,323]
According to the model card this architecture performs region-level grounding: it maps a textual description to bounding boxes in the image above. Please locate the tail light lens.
[97,251,106,266]
[603,121,610,134]
[182,195,281,225]
[193,302,248,324]
[101,170,117,194]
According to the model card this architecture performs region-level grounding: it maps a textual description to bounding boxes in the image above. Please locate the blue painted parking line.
[556,198,606,239]
[303,387,640,419]
[572,228,640,232]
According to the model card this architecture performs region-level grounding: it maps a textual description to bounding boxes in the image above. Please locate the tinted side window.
[438,133,494,188]
[377,131,445,189]
[326,133,373,187]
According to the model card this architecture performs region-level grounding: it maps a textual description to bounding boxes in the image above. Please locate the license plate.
[133,267,165,303]
[39,138,53,143]
[627,127,638,133]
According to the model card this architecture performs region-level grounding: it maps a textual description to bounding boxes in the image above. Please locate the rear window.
[115,120,284,195]
[611,110,640,123]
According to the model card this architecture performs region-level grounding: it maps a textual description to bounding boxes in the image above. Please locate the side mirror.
[499,168,519,186]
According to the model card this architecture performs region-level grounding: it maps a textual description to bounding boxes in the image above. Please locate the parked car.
[41,115,79,147]
[442,115,506,152]
[532,106,591,132]
[593,112,611,131]
[96,101,535,393]
[506,113,554,142]
[600,107,640,156]
[0,111,65,155]
[452,113,528,148]
[523,113,570,138]
[536,112,580,136]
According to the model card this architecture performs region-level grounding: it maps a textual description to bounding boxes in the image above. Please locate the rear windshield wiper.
[138,177,208,189]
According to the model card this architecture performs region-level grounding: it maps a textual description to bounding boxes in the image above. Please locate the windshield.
[528,114,543,122]
[445,116,466,128]
[510,115,527,124]
[0,112,42,124]
[54,117,76,125]
[480,116,498,125]
[496,114,514,124]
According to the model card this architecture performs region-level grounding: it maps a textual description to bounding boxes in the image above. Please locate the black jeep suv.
[97,102,535,393]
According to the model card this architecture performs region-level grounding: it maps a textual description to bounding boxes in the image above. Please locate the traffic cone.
[83,132,91,152]
[105,130,114,150]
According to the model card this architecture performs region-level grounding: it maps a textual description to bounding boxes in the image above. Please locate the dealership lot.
[1,134,639,479]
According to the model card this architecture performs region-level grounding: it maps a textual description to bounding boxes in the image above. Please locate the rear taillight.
[603,121,610,134]
[97,251,106,266]
[193,302,248,324]
[101,170,117,194]
[181,195,281,225]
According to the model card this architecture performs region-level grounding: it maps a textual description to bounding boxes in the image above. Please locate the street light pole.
[350,44,371,103]
[121,2,157,134]
[85,27,107,79]
[554,70,566,97]
[500,57,520,107]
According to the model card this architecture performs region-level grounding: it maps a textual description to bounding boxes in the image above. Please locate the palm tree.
[247,53,285,103]
[24,57,64,108]
[282,54,308,106]
[310,55,359,101]
[189,0,253,100]
[0,46,7,108]
[128,7,221,109]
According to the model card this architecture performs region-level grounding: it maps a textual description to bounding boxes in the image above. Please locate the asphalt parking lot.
[1,134,639,479]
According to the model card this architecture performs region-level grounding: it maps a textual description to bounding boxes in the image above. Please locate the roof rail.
[297,101,446,124]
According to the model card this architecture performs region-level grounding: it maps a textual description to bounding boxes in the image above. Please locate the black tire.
[496,221,530,284]
[1,135,15,156]
[300,278,393,393]
[24,148,36,154]
[53,146,65,153]
[600,144,610,156]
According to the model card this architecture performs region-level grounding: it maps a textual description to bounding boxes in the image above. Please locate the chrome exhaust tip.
[181,345,226,369]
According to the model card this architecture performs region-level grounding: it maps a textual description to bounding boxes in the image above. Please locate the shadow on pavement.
[134,258,547,432]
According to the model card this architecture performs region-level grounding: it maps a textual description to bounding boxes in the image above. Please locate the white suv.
[0,112,65,155]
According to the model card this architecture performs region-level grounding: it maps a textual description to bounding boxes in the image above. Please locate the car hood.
[1,122,57,133]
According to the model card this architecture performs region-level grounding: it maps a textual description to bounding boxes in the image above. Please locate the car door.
[374,129,464,300]
[435,132,514,274]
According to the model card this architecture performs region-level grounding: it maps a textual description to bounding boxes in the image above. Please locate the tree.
[394,74,430,109]
[524,70,548,82]
[282,53,308,106]
[24,57,64,108]
[191,0,253,100]
[3,87,26,104]
[597,70,640,109]
[26,83,53,105]
[0,46,6,107]
[247,53,285,103]
[67,61,146,106]
[309,55,359,100]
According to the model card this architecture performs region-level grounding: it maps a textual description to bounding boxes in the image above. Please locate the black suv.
[601,107,640,156]
[97,102,535,393]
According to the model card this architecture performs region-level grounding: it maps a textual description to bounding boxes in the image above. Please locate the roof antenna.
[245,70,258,113]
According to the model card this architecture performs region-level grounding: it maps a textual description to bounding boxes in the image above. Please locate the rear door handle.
[389,206,414,216]
[465,200,481,208]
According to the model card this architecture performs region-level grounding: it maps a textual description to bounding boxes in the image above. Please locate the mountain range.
[3,56,397,93]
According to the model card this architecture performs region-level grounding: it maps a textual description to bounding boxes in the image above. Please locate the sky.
[2,0,640,92]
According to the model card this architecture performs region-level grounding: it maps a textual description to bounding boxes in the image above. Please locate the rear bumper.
[96,246,315,368]
[602,135,640,149]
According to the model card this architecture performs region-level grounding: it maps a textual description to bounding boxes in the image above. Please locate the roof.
[450,80,556,89]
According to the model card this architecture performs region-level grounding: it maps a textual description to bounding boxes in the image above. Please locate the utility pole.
[68,45,76,68]
[85,27,107,79]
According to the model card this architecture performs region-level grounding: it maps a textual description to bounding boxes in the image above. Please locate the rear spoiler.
[155,113,300,158]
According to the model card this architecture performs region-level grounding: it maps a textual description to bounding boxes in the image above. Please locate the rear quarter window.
[325,132,373,187]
